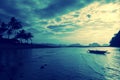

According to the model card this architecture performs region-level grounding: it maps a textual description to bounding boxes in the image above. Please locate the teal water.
[0,47,120,80]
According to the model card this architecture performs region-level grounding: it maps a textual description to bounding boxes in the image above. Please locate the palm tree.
[15,30,24,43]
[12,21,22,32]
[16,30,33,44]
[25,32,33,44]
[7,17,22,39]
[0,17,34,44]
[6,29,12,39]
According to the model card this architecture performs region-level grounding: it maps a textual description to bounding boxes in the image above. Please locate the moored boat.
[88,50,107,54]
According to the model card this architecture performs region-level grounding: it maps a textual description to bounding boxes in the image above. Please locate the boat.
[88,50,107,54]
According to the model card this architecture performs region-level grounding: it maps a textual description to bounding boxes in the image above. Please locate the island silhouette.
[110,30,120,47]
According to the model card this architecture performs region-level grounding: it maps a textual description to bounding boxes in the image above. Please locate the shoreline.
[0,43,114,49]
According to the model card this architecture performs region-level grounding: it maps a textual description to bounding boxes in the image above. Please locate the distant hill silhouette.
[89,43,101,47]
[110,30,120,47]
[68,43,83,47]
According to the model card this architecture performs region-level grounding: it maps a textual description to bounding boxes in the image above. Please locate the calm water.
[0,47,120,80]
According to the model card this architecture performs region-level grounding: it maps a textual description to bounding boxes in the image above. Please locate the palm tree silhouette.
[6,29,12,39]
[0,17,33,44]
[8,17,22,38]
[25,32,33,44]
[15,30,25,43]
[15,30,33,44]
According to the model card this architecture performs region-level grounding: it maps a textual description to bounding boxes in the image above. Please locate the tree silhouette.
[7,17,22,38]
[15,30,26,43]
[0,17,33,44]
[6,29,12,39]
[0,22,8,38]
[15,30,33,44]
[25,32,33,44]
[110,30,120,47]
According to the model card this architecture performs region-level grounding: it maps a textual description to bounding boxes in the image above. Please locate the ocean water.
[0,47,120,80]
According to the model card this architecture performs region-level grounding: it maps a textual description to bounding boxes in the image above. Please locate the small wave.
[106,67,120,73]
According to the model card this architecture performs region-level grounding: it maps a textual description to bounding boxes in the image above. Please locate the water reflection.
[0,49,32,80]
[105,47,120,80]
[0,47,120,80]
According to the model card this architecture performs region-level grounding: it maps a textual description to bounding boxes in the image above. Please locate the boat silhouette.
[88,50,107,54]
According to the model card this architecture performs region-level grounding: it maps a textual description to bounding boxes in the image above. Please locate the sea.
[0,47,120,80]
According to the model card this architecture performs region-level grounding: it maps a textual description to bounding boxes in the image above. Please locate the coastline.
[0,43,111,49]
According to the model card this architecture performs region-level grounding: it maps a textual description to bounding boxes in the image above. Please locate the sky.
[0,0,120,45]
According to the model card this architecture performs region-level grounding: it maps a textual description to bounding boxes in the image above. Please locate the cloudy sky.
[0,0,120,45]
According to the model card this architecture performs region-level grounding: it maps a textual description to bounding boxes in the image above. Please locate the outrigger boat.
[88,50,107,54]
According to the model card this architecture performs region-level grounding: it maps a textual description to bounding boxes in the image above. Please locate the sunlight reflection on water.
[105,47,120,80]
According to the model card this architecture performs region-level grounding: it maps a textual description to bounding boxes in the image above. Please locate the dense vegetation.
[0,17,33,44]
[110,30,120,47]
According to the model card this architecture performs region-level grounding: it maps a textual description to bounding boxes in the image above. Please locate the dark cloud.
[55,17,62,22]
[26,28,40,33]
[0,1,21,17]
[47,24,78,32]
[39,21,48,25]
[73,14,80,17]
[87,14,91,18]
[0,0,115,26]
[0,0,95,20]
[35,0,92,18]
[47,25,65,32]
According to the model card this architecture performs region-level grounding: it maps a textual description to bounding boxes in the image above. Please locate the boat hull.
[88,50,107,54]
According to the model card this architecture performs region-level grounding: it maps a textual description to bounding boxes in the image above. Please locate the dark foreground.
[0,47,120,80]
